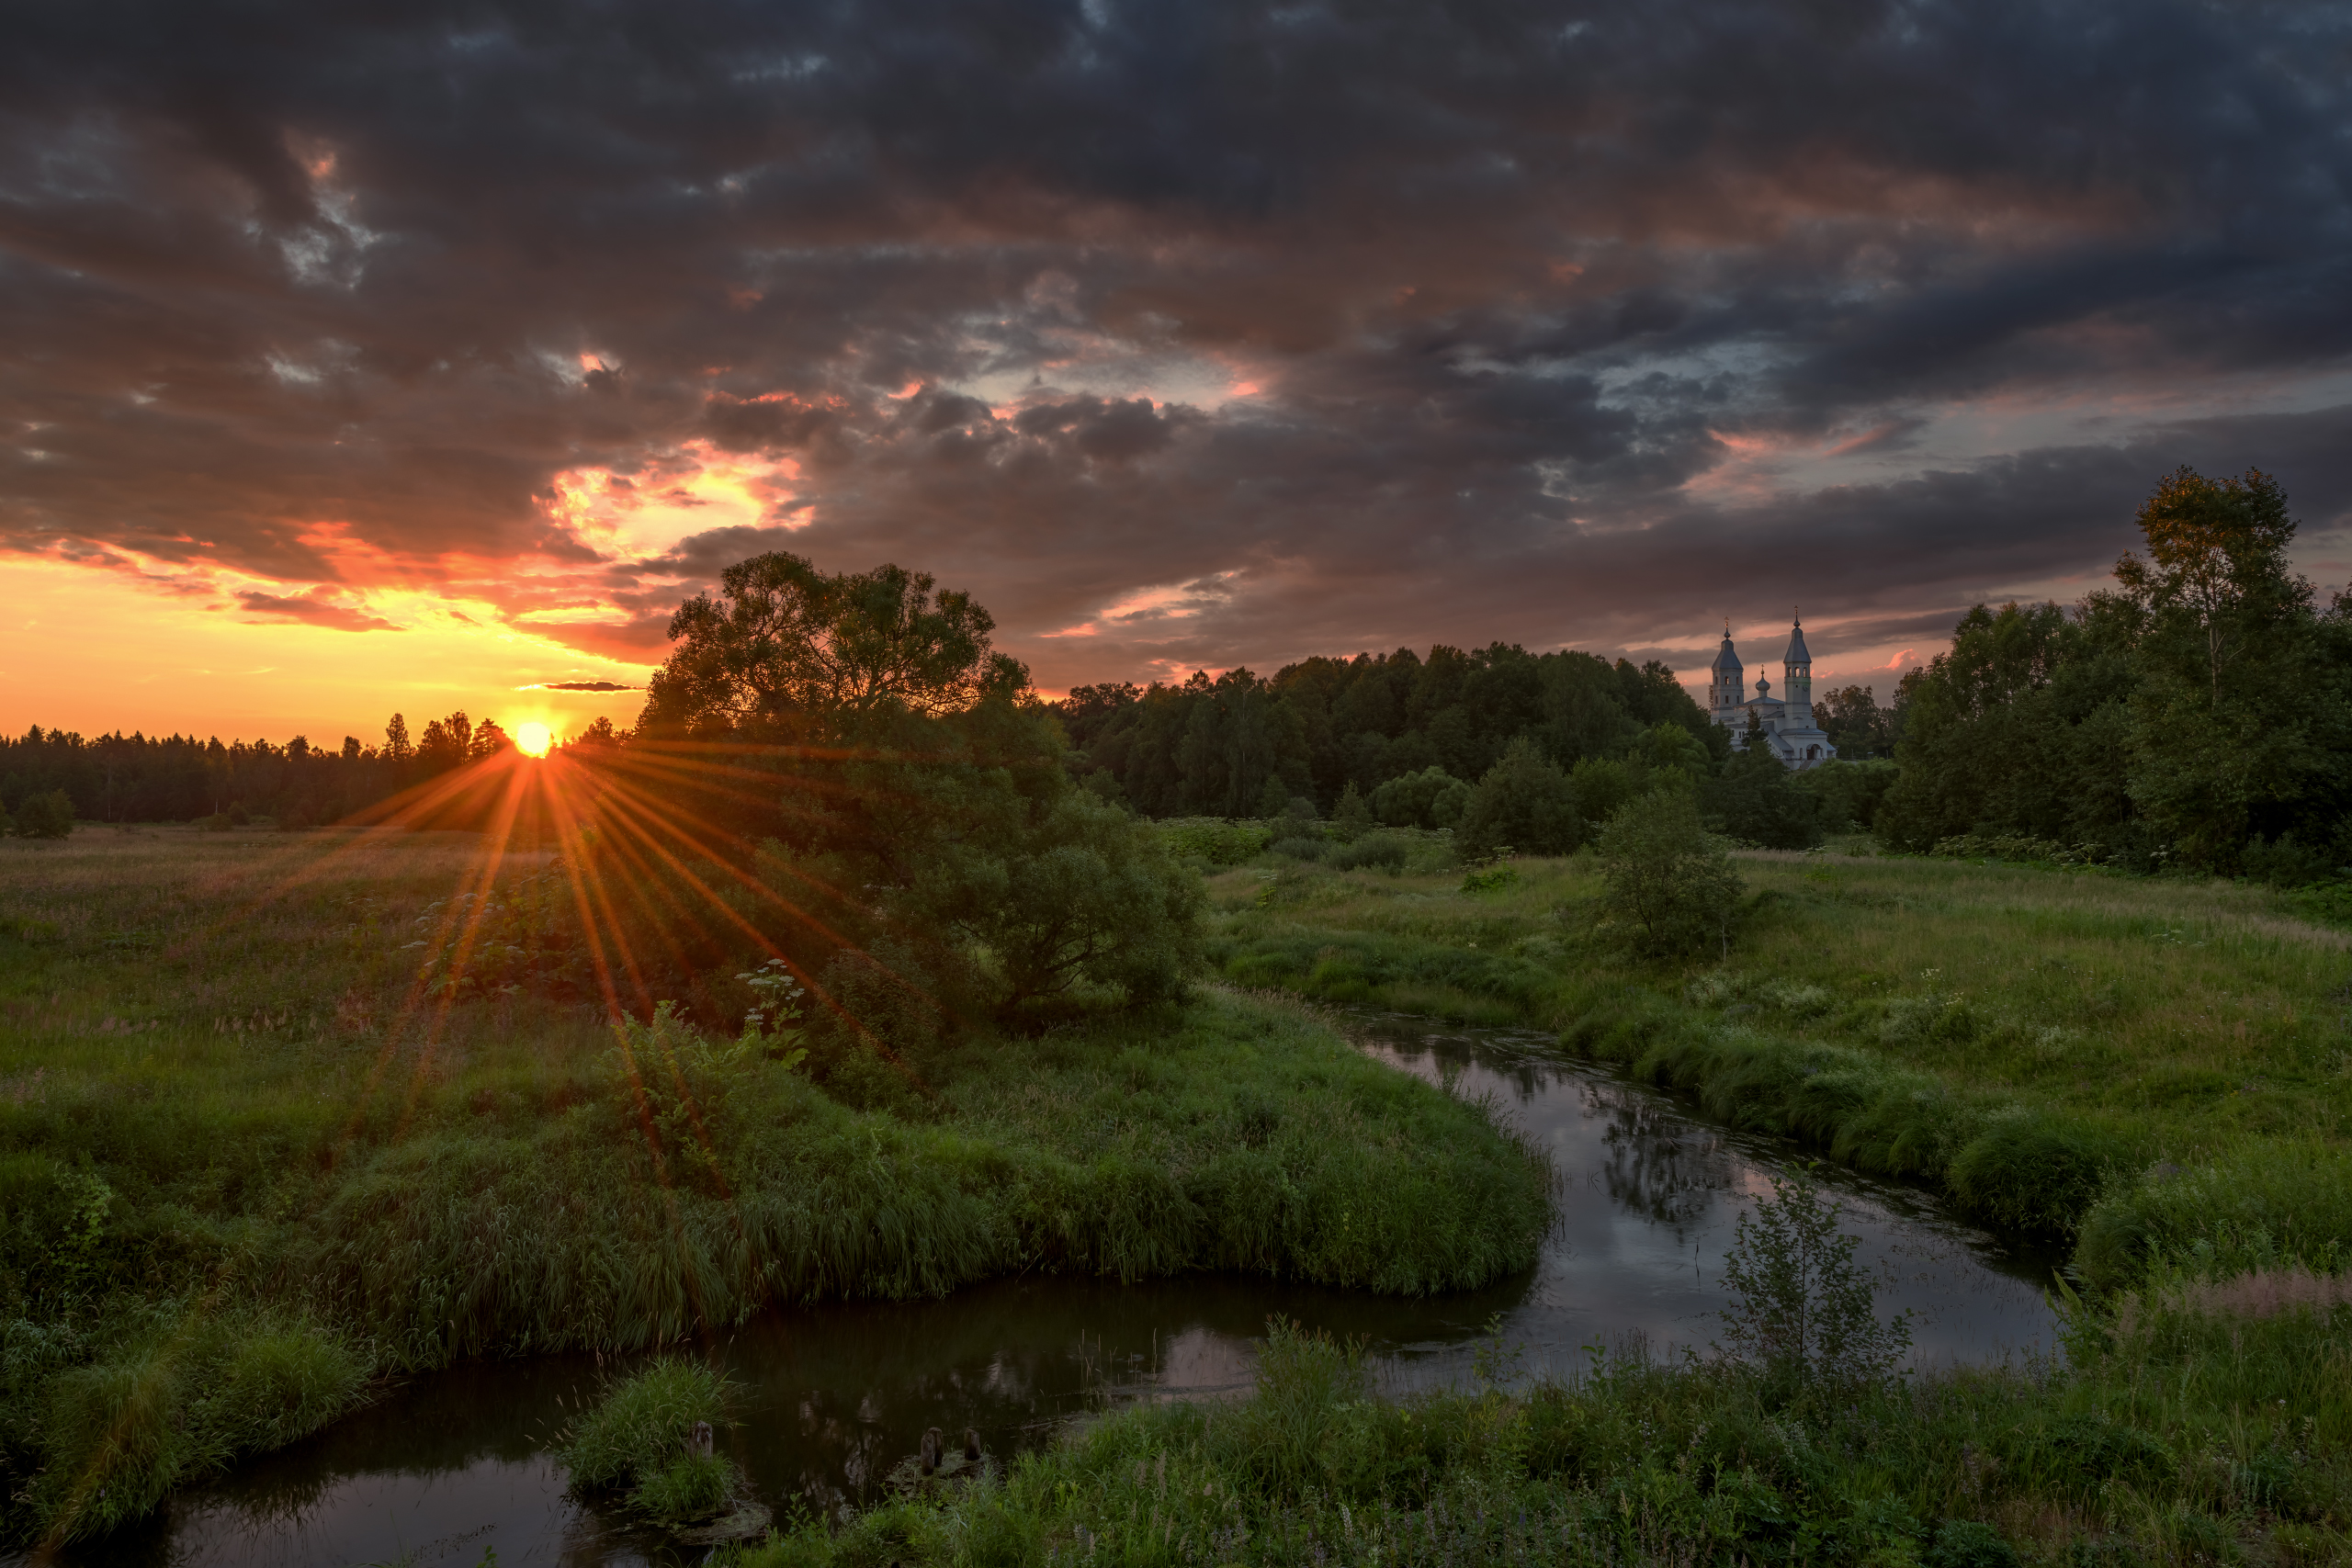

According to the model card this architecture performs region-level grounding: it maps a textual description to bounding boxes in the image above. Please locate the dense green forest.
[1053,647,1904,823]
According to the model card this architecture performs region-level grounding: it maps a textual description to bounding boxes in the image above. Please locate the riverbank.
[736,1289,2352,1566]
[0,829,1548,1545]
[1204,846,2352,1284]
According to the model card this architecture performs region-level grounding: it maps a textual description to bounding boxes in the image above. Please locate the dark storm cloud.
[4,0,2350,684]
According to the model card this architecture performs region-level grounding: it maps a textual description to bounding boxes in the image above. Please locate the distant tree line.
[1051,639,1894,854]
[0,711,517,829]
[1056,645,1729,816]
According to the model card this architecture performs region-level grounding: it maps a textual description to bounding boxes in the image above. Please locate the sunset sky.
[6,0,2351,747]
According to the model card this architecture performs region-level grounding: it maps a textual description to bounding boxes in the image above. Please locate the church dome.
[1711,627,1743,673]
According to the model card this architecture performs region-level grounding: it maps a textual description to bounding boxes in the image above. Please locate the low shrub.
[1716,1172,1912,1401]
[1595,789,1743,957]
[1946,1112,2128,1237]
[9,790,74,840]
[1459,861,1519,894]
[1929,833,2105,866]
[2279,879,2352,929]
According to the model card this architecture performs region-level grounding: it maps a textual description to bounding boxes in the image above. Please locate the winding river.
[55,1014,2063,1567]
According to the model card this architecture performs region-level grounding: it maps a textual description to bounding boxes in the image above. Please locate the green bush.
[1212,1318,1365,1495]
[1595,789,1744,957]
[1792,757,1900,832]
[1703,743,1822,849]
[1327,830,1411,873]
[1371,766,1471,830]
[1331,783,1376,841]
[1459,862,1519,894]
[2242,831,2342,887]
[1566,756,1645,827]
[1458,738,1580,859]
[10,789,74,840]
[1931,832,2103,865]
[1928,1519,2022,1568]
[1716,1172,1912,1400]
[2279,879,2352,929]
[910,788,1206,1013]
[1946,1113,2125,1237]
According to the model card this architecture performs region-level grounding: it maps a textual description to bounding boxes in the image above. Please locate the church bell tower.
[1782,613,1813,727]
[1708,622,1744,718]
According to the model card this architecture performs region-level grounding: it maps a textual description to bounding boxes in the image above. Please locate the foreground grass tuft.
[560,1357,742,1524]
[732,1299,2352,1566]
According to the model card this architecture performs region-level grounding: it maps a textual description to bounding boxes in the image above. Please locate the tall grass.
[0,829,1548,1544]
[734,1294,2352,1566]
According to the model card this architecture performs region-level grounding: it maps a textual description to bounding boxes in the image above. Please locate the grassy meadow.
[0,826,1547,1544]
[699,835,2352,1568]
[9,820,2352,1562]
[1202,840,2352,1280]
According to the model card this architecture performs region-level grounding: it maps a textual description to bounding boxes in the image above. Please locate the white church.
[1707,617,1838,770]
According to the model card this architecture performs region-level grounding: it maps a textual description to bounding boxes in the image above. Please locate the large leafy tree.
[1872,602,2141,856]
[1874,466,2352,872]
[2112,468,2351,868]
[640,552,1022,738]
[601,553,1199,1026]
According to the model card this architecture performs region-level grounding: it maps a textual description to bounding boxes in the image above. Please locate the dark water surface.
[59,1015,2063,1568]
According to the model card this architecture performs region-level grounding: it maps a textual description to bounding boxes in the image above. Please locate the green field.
[7,823,2352,1561]
[711,836,2352,1566]
[0,826,1546,1544]
[1204,840,2352,1280]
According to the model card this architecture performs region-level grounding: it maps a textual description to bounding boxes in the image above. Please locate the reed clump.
[559,1358,742,1525]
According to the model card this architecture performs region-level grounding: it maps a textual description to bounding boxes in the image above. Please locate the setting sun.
[514,721,553,757]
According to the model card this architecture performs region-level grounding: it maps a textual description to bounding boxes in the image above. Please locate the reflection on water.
[45,1014,2063,1567]
[1352,1016,2063,1385]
